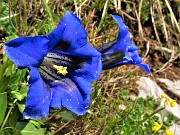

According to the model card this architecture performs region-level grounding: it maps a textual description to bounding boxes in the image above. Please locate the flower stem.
[128,107,165,133]
[137,107,165,127]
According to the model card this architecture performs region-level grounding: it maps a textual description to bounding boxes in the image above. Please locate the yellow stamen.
[53,65,68,76]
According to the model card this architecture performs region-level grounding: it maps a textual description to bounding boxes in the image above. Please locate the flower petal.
[70,77,91,109]
[47,26,65,50]
[50,47,102,82]
[70,76,92,95]
[69,56,102,82]
[4,36,49,68]
[112,15,128,34]
[69,44,102,82]
[48,10,87,52]
[128,44,138,52]
[50,78,88,115]
[137,64,151,73]
[48,11,102,80]
[102,19,132,62]
[129,51,142,64]
[23,67,51,119]
[99,15,150,73]
[70,43,101,57]
[106,15,131,53]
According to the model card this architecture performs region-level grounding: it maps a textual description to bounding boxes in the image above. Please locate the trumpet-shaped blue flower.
[5,11,102,119]
[97,15,150,73]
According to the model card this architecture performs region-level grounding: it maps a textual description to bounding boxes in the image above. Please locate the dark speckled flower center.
[38,52,84,82]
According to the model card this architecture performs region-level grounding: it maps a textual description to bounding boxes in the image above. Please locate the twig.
[46,110,61,122]
[134,2,144,39]
[164,0,180,33]
[118,10,136,21]
[74,0,89,14]
[51,119,73,135]
[157,0,168,41]
[1,99,17,129]
[150,4,162,44]
[154,49,180,73]
[113,0,117,10]
[143,41,150,59]
[0,13,18,21]
[8,0,18,33]
[154,46,173,54]
[117,0,121,10]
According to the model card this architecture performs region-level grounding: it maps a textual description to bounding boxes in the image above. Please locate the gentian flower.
[97,15,150,73]
[4,11,102,119]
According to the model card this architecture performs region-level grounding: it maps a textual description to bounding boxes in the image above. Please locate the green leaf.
[58,111,75,122]
[16,102,25,113]
[0,55,9,80]
[9,75,21,84]
[0,127,20,135]
[0,76,10,93]
[0,92,7,126]
[11,91,23,101]
[15,69,27,82]
[29,120,44,128]
[7,107,20,127]
[10,86,28,101]
[164,114,174,126]
[15,122,27,130]
[18,86,28,99]
[20,123,46,135]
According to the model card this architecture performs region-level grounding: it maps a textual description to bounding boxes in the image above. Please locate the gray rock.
[137,77,180,119]
[158,78,180,96]
[137,77,180,135]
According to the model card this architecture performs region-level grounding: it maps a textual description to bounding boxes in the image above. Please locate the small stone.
[118,104,126,111]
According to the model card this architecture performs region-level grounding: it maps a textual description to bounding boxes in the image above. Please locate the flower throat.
[38,52,83,81]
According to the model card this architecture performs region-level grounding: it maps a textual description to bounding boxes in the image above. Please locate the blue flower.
[4,11,102,119]
[97,15,150,73]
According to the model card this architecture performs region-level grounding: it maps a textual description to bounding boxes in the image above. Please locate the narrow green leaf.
[42,0,55,29]
[0,92,7,126]
[7,107,20,127]
[0,55,8,80]
[0,76,10,93]
[15,69,27,82]
[94,0,109,37]
[9,75,21,84]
